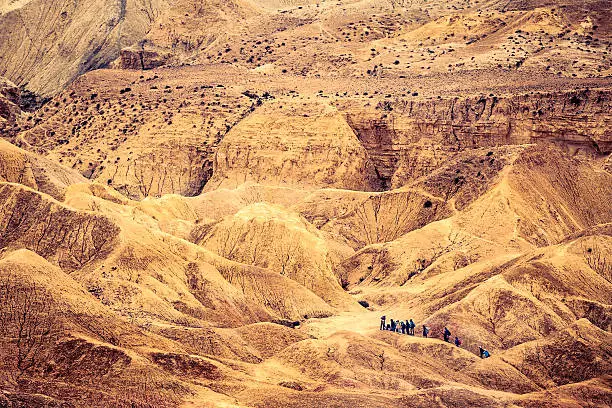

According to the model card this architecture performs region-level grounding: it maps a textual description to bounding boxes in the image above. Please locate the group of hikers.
[380,316,491,359]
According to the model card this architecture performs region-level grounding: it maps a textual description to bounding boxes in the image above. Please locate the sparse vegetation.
[0,0,610,406]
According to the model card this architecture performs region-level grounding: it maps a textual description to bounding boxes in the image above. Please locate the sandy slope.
[0,0,611,406]
[1,134,611,406]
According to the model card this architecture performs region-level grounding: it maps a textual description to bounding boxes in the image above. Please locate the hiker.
[443,327,451,342]
[409,319,415,335]
[422,325,430,338]
[454,336,462,347]
[479,346,490,359]
[390,319,396,332]
[380,315,386,330]
[400,320,406,334]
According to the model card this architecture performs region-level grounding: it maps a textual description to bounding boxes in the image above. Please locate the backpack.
[483,350,490,358]
[456,338,462,346]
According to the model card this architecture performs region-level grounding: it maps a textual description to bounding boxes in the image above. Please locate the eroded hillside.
[0,0,611,407]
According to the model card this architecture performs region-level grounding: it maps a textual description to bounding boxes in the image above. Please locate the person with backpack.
[422,325,430,338]
[380,315,386,330]
[390,319,396,332]
[400,320,406,334]
[479,346,490,359]
[443,327,451,342]
[454,336,462,347]
[409,319,415,335]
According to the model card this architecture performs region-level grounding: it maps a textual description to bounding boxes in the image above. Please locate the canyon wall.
[340,89,611,189]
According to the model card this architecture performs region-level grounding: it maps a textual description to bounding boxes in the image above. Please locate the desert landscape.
[0,0,611,407]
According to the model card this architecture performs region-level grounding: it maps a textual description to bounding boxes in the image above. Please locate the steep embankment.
[0,0,610,405]
[0,139,87,200]
[338,145,612,288]
[13,69,255,199]
[12,66,610,201]
[339,89,611,189]
[0,0,164,96]
[206,101,382,191]
[1,126,611,406]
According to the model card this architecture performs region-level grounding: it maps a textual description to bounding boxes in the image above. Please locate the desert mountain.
[0,0,611,407]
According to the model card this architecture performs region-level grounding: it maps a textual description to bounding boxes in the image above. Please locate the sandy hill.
[1,137,610,406]
[0,0,611,406]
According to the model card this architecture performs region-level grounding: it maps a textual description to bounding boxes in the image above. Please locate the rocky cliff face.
[116,46,171,70]
[0,77,20,120]
[340,89,611,189]
[206,102,384,192]
[13,75,611,199]
[11,69,255,199]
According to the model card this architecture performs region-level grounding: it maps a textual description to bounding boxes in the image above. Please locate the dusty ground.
[0,0,611,407]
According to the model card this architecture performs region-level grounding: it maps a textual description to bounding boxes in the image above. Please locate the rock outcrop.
[115,44,172,70]
[340,89,611,189]
[0,77,20,122]
[206,102,383,191]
